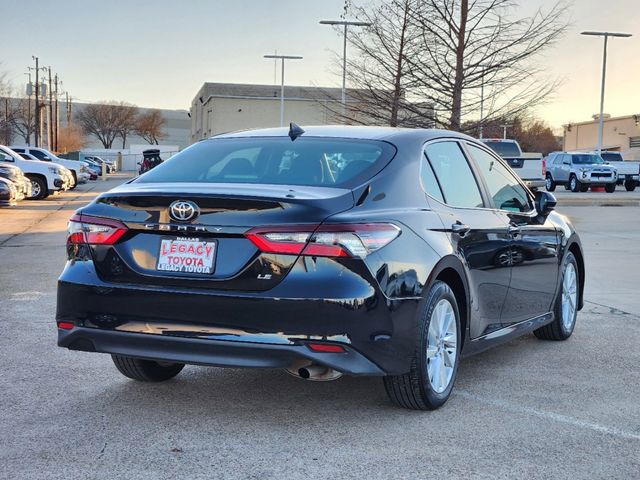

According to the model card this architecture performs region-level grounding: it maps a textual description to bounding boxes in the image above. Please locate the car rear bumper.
[56,260,420,375]
[57,326,385,375]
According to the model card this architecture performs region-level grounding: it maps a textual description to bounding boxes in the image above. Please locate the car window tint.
[424,142,483,208]
[419,153,444,203]
[30,150,47,160]
[137,138,396,188]
[467,144,533,213]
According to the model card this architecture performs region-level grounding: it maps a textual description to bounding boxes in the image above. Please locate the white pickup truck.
[481,139,545,190]
[595,151,640,191]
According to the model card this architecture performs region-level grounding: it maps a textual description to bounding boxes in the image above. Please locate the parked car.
[57,126,584,410]
[17,152,74,191]
[138,149,163,174]
[545,151,618,192]
[481,138,545,190]
[0,145,66,199]
[0,162,33,201]
[591,151,640,191]
[85,155,116,173]
[0,176,18,206]
[10,146,90,187]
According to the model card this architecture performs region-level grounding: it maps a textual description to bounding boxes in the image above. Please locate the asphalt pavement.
[1,176,638,480]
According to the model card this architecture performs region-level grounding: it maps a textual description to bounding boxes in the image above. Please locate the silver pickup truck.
[545,152,618,192]
[481,139,544,190]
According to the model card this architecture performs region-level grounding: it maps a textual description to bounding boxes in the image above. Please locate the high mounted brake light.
[67,214,128,245]
[245,223,400,258]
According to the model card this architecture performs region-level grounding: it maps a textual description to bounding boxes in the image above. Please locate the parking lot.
[1,176,639,480]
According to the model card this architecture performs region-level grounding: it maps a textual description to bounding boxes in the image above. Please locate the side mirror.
[535,190,556,217]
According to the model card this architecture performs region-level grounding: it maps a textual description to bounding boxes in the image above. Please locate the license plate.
[156,237,216,274]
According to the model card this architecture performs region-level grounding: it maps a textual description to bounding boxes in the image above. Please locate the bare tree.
[57,124,87,153]
[323,0,431,127]
[409,0,568,131]
[0,73,16,144]
[135,110,167,145]
[11,97,35,145]
[338,0,567,131]
[76,102,139,149]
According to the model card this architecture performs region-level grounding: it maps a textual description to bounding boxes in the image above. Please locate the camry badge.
[169,200,199,222]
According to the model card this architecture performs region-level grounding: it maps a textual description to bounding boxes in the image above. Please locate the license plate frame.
[156,237,217,275]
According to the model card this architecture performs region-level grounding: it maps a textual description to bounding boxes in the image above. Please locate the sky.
[1,0,638,131]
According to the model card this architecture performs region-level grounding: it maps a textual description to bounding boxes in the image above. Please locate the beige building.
[190,83,347,143]
[563,114,640,160]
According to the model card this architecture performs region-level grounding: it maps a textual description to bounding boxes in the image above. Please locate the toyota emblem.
[169,200,199,222]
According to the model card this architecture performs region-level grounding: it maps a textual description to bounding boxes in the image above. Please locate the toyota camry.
[56,125,584,410]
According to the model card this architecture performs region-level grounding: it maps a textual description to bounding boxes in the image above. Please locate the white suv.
[0,145,66,199]
[10,146,90,187]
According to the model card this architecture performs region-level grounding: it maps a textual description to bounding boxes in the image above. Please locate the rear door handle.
[451,223,470,236]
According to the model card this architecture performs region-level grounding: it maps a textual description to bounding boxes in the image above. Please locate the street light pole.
[581,31,632,154]
[319,20,372,120]
[263,54,303,127]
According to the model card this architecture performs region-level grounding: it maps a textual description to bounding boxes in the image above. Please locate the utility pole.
[581,31,632,153]
[53,75,59,151]
[66,92,72,124]
[263,54,303,127]
[319,20,372,121]
[24,73,32,145]
[47,67,53,151]
[32,56,40,147]
[3,98,8,145]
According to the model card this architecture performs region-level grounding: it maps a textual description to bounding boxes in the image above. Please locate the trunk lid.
[81,182,355,291]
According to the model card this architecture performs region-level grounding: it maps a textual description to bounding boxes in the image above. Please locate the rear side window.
[419,153,444,203]
[424,142,483,208]
[136,137,396,187]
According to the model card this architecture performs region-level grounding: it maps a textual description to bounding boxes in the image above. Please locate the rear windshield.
[136,137,396,187]
[483,141,521,157]
[600,152,622,162]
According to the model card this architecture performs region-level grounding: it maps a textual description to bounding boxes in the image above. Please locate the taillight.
[542,159,547,177]
[245,223,400,258]
[67,214,128,245]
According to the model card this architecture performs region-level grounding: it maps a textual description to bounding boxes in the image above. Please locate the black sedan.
[56,126,584,409]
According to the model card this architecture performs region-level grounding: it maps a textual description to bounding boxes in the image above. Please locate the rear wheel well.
[568,242,585,310]
[436,268,468,347]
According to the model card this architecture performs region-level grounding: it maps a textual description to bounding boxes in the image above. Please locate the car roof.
[210,125,476,143]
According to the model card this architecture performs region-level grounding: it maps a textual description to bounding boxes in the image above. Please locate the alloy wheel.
[30,180,41,198]
[426,299,458,393]
[561,263,578,330]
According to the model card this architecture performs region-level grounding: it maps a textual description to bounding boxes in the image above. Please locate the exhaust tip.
[298,367,311,379]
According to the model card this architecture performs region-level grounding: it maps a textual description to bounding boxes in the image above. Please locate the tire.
[383,281,461,410]
[545,174,556,192]
[580,184,589,192]
[534,252,579,341]
[111,355,185,382]
[605,183,616,193]
[569,175,581,193]
[26,175,47,200]
[624,181,636,192]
